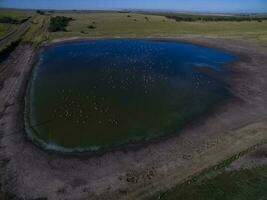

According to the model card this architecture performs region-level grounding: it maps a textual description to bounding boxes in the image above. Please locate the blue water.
[25,39,236,152]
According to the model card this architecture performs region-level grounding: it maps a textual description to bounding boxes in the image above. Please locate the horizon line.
[0,7,267,14]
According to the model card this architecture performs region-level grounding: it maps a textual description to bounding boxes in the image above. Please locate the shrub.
[165,15,267,22]
[0,16,30,24]
[36,10,45,15]
[87,25,96,29]
[48,16,73,32]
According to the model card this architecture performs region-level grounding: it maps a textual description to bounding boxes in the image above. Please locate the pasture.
[0,9,35,42]
[0,23,16,38]
[0,9,34,20]
[159,166,267,200]
[49,11,267,40]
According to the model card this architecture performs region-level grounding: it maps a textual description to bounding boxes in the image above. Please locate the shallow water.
[25,39,236,152]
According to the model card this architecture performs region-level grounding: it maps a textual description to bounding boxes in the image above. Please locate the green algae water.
[25,39,236,152]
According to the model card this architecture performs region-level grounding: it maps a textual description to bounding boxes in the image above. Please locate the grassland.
[0,23,16,38]
[22,15,49,46]
[0,9,49,60]
[158,166,267,200]
[151,142,267,200]
[0,9,34,20]
[0,9,35,38]
[48,12,267,41]
[0,10,266,43]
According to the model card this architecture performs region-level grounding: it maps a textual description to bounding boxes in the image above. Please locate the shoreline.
[45,35,250,59]
[0,36,267,199]
[45,35,246,56]
[25,37,237,156]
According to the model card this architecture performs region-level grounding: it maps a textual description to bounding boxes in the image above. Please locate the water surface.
[25,39,236,152]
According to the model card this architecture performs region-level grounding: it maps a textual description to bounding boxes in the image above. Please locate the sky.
[0,0,266,13]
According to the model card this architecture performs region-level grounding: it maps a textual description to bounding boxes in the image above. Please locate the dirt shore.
[0,37,267,200]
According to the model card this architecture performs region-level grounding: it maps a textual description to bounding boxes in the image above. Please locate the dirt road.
[0,17,32,47]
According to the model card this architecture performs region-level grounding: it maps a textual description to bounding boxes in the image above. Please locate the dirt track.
[0,37,267,200]
[0,17,32,47]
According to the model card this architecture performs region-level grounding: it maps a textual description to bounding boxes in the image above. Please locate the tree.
[48,16,73,32]
[36,10,45,15]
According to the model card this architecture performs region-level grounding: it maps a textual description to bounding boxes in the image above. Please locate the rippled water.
[25,39,236,152]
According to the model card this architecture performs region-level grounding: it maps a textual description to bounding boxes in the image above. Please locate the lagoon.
[25,39,236,152]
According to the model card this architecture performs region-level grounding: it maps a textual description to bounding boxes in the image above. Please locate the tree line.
[165,15,267,22]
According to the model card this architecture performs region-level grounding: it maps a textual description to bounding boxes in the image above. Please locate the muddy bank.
[0,37,267,200]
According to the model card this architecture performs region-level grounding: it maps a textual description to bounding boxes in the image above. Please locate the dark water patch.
[25,39,236,152]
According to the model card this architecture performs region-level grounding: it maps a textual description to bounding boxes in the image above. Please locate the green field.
[152,143,267,200]
[158,166,267,200]
[48,12,267,40]
[0,9,33,38]
[0,9,34,20]
[0,23,17,38]
[0,9,36,43]
[22,15,49,46]
[0,9,266,43]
